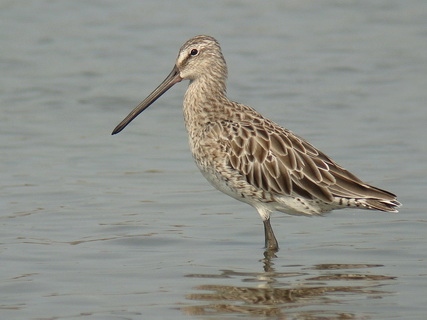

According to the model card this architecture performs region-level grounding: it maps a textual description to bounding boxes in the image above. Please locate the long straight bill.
[112,65,182,135]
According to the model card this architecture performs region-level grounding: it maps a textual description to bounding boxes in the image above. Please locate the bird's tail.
[330,180,401,213]
[360,197,401,212]
[348,184,401,213]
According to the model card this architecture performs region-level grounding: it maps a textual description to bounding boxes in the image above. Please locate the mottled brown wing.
[224,121,396,204]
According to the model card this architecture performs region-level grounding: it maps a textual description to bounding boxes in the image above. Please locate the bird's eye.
[190,49,198,56]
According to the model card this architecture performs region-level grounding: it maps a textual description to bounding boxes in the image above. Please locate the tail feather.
[329,175,401,212]
[358,183,401,212]
[361,198,401,212]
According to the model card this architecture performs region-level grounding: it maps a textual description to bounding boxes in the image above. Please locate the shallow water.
[1,1,426,319]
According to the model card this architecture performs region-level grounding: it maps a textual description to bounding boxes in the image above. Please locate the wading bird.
[112,35,400,251]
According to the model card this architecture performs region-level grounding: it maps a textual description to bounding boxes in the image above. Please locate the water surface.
[1,1,426,319]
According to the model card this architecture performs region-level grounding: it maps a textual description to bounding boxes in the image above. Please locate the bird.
[112,35,401,251]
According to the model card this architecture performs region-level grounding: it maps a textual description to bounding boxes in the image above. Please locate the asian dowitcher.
[112,35,401,251]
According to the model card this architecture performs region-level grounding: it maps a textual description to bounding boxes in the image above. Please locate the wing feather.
[211,115,396,205]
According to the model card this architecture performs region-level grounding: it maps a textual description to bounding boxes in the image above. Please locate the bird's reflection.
[262,249,277,273]
[182,251,395,319]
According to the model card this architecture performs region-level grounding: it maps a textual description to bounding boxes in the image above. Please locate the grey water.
[1,1,426,319]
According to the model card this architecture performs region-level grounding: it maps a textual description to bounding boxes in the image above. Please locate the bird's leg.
[263,218,279,252]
